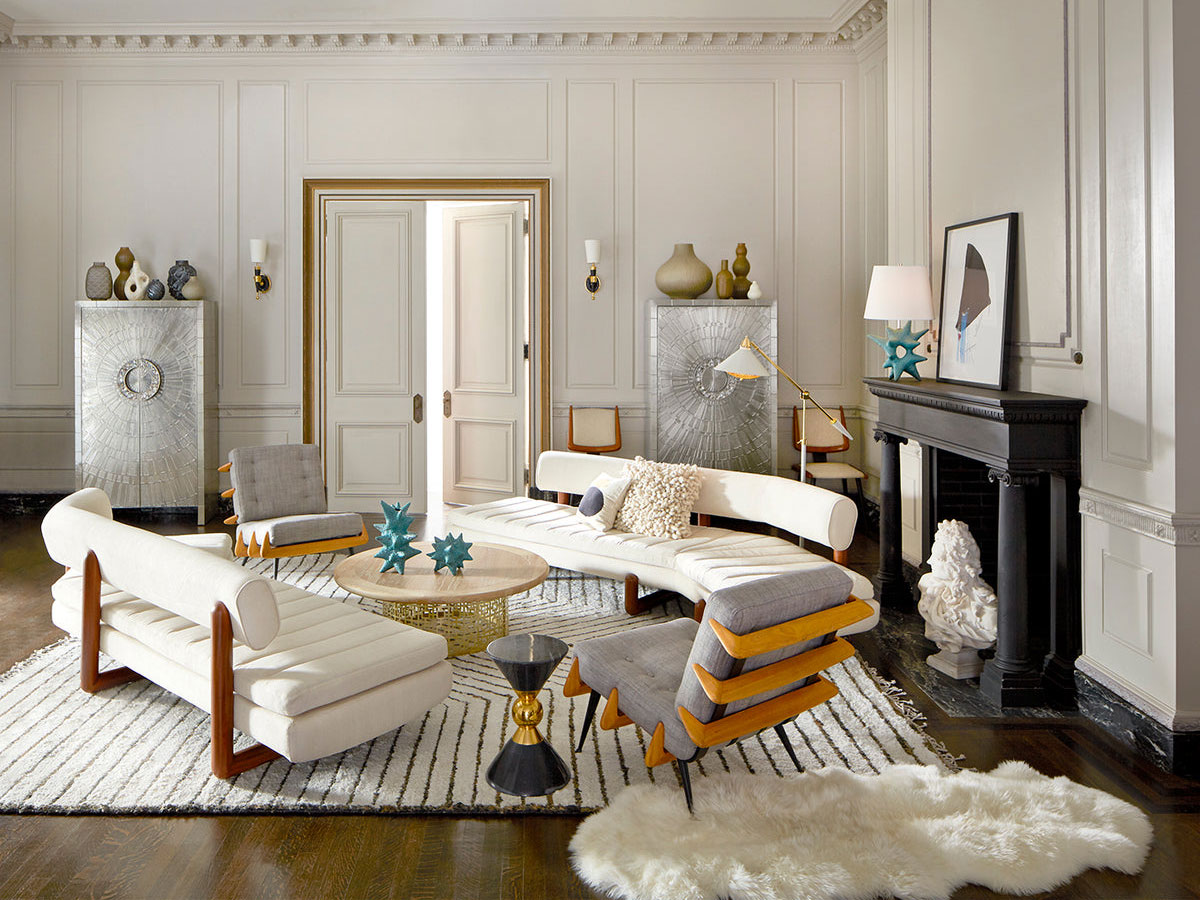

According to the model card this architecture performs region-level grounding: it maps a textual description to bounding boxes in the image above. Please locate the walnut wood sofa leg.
[211,604,281,779]
[557,491,571,505]
[80,551,140,693]
[833,548,848,566]
[693,599,706,622]
[624,574,646,615]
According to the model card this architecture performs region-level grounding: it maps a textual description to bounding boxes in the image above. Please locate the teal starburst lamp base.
[374,500,421,574]
[868,321,929,381]
[428,533,474,574]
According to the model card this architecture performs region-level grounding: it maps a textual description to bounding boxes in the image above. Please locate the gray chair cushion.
[676,567,854,733]
[573,617,700,760]
[239,513,364,549]
[230,444,327,522]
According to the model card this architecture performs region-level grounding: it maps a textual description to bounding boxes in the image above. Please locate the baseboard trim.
[1076,669,1200,777]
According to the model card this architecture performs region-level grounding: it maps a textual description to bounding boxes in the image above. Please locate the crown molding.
[0,1,885,56]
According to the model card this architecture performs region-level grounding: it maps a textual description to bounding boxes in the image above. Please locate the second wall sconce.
[249,239,271,299]
[584,239,601,299]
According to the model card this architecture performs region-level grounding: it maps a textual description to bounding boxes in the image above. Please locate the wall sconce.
[584,239,601,298]
[249,239,271,299]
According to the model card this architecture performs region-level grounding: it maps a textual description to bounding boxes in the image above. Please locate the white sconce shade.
[863,265,934,320]
[249,239,267,265]
[584,239,601,265]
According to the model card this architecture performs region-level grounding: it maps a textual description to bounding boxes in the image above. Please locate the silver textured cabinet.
[75,301,217,524]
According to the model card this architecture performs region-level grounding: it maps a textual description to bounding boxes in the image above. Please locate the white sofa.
[448,451,879,634]
[41,488,452,777]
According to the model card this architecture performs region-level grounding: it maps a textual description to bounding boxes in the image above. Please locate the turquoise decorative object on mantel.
[428,533,474,575]
[868,322,929,381]
[374,500,421,574]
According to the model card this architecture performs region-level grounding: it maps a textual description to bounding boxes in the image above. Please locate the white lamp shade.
[249,239,267,265]
[714,344,769,380]
[584,239,601,265]
[863,265,934,320]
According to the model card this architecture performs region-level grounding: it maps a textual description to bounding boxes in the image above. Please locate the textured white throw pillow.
[575,472,632,532]
[613,457,702,539]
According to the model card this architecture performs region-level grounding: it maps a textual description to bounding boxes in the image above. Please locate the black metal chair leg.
[576,691,601,753]
[240,556,248,566]
[676,760,694,814]
[273,559,279,579]
[774,723,804,773]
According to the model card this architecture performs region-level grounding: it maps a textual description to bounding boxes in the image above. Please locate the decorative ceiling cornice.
[0,1,885,56]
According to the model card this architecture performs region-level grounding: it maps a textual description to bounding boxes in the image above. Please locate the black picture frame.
[935,212,1018,391]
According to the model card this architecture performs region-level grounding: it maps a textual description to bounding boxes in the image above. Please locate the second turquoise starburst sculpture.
[374,500,421,574]
[428,533,474,575]
[868,321,929,381]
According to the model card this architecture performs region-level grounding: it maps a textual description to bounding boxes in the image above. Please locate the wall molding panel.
[1080,488,1200,547]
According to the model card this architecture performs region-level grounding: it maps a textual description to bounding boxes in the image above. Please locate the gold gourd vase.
[731,243,751,299]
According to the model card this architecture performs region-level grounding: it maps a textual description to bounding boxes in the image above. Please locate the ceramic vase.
[731,243,751,299]
[180,275,204,300]
[124,260,150,300]
[145,279,166,301]
[746,280,763,301]
[168,259,197,301]
[113,247,134,302]
[85,262,113,300]
[654,243,713,299]
[715,259,734,300]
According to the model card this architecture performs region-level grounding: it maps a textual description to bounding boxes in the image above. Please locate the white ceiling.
[0,0,856,31]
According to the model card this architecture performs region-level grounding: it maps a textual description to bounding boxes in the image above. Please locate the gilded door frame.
[302,178,551,489]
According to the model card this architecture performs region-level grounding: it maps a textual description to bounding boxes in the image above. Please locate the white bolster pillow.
[42,491,280,650]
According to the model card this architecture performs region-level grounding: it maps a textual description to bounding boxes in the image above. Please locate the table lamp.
[863,265,934,380]
[715,337,852,469]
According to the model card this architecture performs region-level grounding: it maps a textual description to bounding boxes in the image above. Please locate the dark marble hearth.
[1076,671,1200,778]
[864,606,1068,720]
[0,493,68,516]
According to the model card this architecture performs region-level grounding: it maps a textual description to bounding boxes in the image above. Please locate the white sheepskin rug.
[570,761,1152,900]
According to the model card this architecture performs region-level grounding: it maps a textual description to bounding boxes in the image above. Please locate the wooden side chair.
[221,444,369,577]
[564,569,872,812]
[567,406,622,454]
[791,404,866,511]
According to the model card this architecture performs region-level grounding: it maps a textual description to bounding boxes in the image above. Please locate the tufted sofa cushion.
[573,617,700,758]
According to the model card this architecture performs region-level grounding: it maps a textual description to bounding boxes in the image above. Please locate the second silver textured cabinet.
[75,301,217,524]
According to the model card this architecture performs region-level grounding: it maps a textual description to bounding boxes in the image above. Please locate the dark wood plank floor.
[1,508,1197,899]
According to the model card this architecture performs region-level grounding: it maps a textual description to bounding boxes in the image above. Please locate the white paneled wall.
[0,47,885,489]
[883,0,1200,730]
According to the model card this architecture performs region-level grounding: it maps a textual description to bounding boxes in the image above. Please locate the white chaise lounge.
[448,451,880,634]
[41,488,452,778]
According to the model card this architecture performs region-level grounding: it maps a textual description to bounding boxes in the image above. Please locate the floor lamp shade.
[863,266,934,321]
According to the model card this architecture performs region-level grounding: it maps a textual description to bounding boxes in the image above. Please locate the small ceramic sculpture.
[124,259,151,300]
[917,519,998,679]
[731,243,751,298]
[145,278,166,301]
[746,280,763,300]
[85,262,113,300]
[428,532,474,575]
[180,275,204,300]
[655,243,713,299]
[113,247,134,301]
[374,500,421,574]
[868,321,928,381]
[168,259,196,300]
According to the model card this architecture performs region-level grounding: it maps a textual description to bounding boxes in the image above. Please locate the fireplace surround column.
[872,429,912,609]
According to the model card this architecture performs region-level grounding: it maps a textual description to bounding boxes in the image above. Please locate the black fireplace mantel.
[865,377,1087,708]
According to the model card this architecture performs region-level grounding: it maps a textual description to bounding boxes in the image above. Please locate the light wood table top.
[334,542,549,605]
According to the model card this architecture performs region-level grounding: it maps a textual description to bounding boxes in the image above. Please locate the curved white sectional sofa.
[448,451,879,635]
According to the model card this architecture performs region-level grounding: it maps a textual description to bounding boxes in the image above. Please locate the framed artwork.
[935,212,1018,390]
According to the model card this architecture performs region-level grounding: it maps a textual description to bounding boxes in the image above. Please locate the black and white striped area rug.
[0,559,956,814]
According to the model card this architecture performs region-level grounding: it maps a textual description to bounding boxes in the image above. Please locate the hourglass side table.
[484,633,571,797]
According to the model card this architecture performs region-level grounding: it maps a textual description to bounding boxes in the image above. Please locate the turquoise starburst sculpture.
[428,532,474,575]
[374,500,421,574]
[868,321,930,381]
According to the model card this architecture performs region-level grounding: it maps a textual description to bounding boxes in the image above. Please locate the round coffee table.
[333,542,549,656]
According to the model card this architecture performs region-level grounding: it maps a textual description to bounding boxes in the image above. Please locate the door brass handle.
[443,390,452,418]
[413,393,423,424]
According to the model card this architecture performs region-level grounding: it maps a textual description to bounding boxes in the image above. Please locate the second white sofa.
[448,451,879,634]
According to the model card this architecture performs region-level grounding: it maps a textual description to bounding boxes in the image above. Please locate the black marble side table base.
[485,633,571,798]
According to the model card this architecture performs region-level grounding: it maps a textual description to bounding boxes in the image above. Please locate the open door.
[323,200,426,513]
[442,203,527,506]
